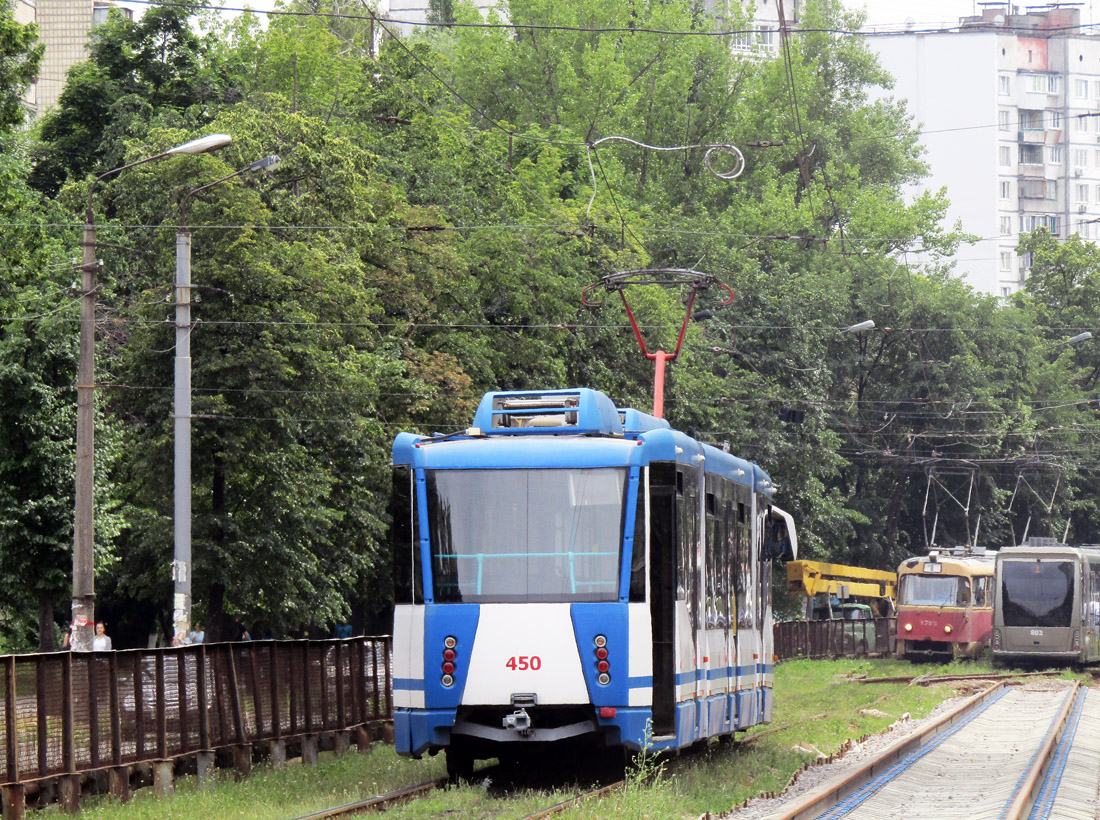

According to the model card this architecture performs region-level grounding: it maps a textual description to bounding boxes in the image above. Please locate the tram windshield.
[1000,560,1075,628]
[899,574,970,607]
[427,468,627,603]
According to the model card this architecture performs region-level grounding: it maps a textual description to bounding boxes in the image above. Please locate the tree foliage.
[6,0,1100,646]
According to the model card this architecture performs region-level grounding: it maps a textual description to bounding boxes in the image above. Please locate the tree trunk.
[38,594,56,651]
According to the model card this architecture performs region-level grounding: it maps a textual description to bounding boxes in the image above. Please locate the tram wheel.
[445,745,475,783]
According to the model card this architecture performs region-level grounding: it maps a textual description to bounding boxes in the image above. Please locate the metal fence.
[773,617,896,661]
[0,637,392,815]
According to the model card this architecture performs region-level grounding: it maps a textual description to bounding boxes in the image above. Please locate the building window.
[1000,216,1013,235]
[1000,251,1013,270]
[1078,183,1090,202]
[999,145,1011,166]
[1000,75,1011,95]
[1020,178,1045,198]
[1001,287,1012,297]
[1075,114,1090,132]
[1051,110,1062,129]
[1000,180,1013,200]
[1051,146,1064,163]
[756,28,776,48]
[999,110,1011,131]
[1029,74,1059,94]
[1020,109,1044,130]
[1076,149,1090,168]
[1078,221,1091,238]
[1021,214,1060,235]
[731,31,753,50]
[1095,183,1100,202]
[1077,79,1090,98]
[1020,143,1044,164]
[1047,179,1059,200]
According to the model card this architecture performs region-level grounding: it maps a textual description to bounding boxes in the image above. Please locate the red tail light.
[442,636,458,686]
[594,635,610,684]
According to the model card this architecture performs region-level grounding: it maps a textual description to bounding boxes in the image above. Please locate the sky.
[113,0,1098,34]
[848,0,1096,31]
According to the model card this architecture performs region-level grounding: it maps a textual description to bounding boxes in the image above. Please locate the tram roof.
[392,387,773,495]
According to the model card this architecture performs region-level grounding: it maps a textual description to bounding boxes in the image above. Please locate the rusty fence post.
[178,651,189,756]
[3,655,23,820]
[133,653,145,762]
[268,643,285,767]
[319,643,330,734]
[88,655,99,769]
[106,652,128,804]
[195,647,214,791]
[59,652,79,812]
[225,646,250,779]
[300,643,317,765]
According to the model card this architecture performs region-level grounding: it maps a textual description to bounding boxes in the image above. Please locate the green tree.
[0,7,41,133]
[30,3,232,194]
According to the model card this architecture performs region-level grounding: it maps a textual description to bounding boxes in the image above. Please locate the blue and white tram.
[390,387,797,776]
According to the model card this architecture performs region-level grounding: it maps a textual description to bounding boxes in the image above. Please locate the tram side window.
[716,481,731,628]
[391,466,423,605]
[957,577,971,607]
[756,511,766,630]
[1089,564,1100,624]
[678,472,700,628]
[736,499,753,628]
[704,483,730,628]
[629,478,647,603]
[973,576,987,607]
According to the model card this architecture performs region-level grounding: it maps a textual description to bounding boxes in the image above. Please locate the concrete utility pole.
[71,134,232,652]
[172,153,280,646]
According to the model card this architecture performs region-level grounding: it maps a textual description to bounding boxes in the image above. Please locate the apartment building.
[8,0,128,118]
[869,4,1100,296]
[10,0,36,116]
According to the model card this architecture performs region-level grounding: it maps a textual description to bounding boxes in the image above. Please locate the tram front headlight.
[943,625,952,634]
[904,622,913,632]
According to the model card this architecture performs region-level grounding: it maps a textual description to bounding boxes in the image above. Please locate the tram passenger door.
[648,465,677,738]
[1087,561,1100,661]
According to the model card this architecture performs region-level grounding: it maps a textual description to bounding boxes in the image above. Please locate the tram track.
[291,777,447,819]
[289,757,628,820]
[732,678,1093,820]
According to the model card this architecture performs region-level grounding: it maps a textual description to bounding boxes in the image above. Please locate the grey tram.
[992,543,1100,665]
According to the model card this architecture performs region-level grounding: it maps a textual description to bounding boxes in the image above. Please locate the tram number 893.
[505,656,542,671]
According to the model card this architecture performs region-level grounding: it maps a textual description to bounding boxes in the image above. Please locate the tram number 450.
[505,656,542,671]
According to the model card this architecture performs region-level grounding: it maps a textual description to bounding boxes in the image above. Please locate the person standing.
[92,622,112,651]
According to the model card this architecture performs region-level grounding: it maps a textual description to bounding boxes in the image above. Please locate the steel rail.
[857,670,1065,685]
[759,680,1005,820]
[1000,681,1081,820]
[290,778,444,819]
[518,780,625,820]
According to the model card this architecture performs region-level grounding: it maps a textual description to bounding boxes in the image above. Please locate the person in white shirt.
[92,622,112,651]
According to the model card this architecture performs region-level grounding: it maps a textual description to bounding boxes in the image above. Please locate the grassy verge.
[48,656,1050,820]
[44,747,447,820]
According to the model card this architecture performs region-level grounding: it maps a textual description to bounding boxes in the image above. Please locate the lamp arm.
[86,149,173,223]
[180,166,251,228]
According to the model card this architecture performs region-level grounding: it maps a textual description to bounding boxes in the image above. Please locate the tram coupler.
[503,708,533,736]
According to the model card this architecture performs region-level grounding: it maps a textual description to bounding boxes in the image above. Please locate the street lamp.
[172,154,281,646]
[844,319,876,333]
[72,134,231,652]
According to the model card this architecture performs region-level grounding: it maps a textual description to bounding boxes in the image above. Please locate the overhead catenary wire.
[111,0,1100,39]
